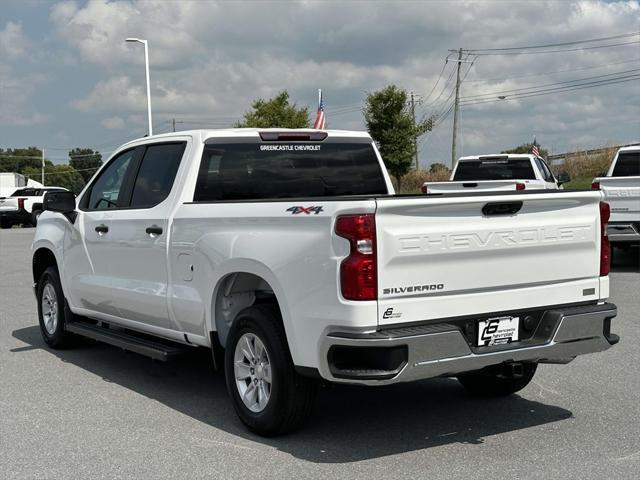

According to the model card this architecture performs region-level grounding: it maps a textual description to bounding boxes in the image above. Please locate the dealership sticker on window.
[260,145,321,151]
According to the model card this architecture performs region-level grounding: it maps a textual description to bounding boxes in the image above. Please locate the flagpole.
[318,89,322,109]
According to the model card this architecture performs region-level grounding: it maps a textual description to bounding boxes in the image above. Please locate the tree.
[429,162,449,173]
[363,85,433,188]
[236,91,310,128]
[502,141,548,158]
[69,148,102,183]
[0,147,42,174]
[23,163,85,193]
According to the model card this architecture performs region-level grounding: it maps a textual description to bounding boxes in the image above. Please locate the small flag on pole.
[313,89,326,129]
[531,137,539,157]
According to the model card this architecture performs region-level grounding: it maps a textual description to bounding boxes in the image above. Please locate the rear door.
[375,191,602,326]
[106,141,188,330]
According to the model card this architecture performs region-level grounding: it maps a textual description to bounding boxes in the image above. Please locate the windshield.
[194,139,388,201]
[612,152,640,176]
[453,158,536,181]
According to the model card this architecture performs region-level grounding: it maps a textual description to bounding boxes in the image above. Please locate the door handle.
[95,224,109,234]
[146,225,163,236]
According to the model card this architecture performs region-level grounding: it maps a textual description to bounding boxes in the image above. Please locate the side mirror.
[44,191,76,214]
[557,172,571,185]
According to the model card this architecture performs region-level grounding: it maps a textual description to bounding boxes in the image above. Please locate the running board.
[65,321,190,361]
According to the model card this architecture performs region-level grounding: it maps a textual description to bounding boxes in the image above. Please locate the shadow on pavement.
[611,245,640,273]
[13,325,572,463]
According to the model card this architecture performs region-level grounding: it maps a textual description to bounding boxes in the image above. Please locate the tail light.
[335,214,377,300]
[17,198,26,210]
[421,184,428,194]
[515,182,526,191]
[599,202,610,276]
[591,181,600,190]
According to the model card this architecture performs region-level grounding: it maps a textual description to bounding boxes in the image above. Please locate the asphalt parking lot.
[1,228,639,479]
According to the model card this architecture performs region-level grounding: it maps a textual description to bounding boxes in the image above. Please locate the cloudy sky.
[1,0,638,166]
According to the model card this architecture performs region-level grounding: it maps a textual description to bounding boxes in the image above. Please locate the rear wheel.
[457,362,537,397]
[0,220,10,229]
[37,266,74,348]
[224,305,317,436]
[31,210,42,227]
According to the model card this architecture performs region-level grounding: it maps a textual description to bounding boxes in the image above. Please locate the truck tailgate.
[424,180,543,194]
[598,176,640,222]
[375,191,603,326]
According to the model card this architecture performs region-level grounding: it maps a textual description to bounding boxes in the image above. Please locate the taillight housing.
[515,182,526,191]
[335,214,377,300]
[421,184,428,194]
[599,201,610,276]
[591,181,600,190]
[17,198,26,210]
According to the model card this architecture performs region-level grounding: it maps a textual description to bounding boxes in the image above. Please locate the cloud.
[0,21,29,59]
[43,0,640,163]
[101,116,126,129]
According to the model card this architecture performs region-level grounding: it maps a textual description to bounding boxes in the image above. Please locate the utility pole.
[410,92,418,170]
[451,47,463,170]
[41,148,45,185]
[172,118,176,132]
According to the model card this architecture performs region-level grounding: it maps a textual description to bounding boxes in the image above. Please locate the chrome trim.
[318,304,617,385]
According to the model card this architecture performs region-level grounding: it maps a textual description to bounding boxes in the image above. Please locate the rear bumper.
[607,222,640,242]
[318,303,618,385]
[0,209,30,225]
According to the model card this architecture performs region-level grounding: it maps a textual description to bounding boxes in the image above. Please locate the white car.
[0,186,67,228]
[32,129,617,435]
[592,145,640,245]
[422,154,569,194]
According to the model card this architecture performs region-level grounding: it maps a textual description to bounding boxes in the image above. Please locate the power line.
[460,75,640,106]
[464,57,640,84]
[468,31,640,52]
[461,68,640,100]
[471,39,640,56]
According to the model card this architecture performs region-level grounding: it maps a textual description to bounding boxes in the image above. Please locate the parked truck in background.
[422,154,569,194]
[32,129,617,435]
[592,145,640,246]
[0,187,68,228]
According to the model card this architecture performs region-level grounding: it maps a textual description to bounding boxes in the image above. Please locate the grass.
[563,176,594,190]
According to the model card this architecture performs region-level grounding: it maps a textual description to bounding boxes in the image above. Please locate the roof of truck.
[119,128,372,149]
[617,145,640,153]
[457,154,539,161]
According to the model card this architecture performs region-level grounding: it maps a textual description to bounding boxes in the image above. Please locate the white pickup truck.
[0,186,67,228]
[422,154,569,194]
[32,129,617,435]
[592,145,640,245]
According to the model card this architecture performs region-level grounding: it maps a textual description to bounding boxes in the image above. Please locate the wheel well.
[32,248,57,284]
[213,272,279,349]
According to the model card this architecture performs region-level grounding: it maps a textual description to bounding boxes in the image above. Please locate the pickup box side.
[593,146,640,242]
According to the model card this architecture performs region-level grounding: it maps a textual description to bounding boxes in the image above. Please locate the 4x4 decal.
[286,206,324,215]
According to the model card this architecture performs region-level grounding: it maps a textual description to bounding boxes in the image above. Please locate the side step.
[65,321,190,361]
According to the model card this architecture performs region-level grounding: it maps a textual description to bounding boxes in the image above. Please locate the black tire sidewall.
[224,306,298,435]
[37,266,68,347]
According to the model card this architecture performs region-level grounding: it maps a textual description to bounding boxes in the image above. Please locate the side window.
[86,149,135,210]
[130,143,186,208]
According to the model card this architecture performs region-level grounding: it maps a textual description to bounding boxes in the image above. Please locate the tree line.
[2,85,544,194]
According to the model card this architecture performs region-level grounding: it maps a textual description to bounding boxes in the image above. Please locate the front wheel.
[457,362,537,397]
[37,266,74,348]
[224,305,316,436]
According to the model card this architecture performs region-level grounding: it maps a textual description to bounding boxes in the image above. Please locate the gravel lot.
[1,228,639,479]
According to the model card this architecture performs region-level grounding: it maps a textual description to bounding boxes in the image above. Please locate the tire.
[457,362,537,397]
[0,220,10,229]
[37,266,74,348]
[31,210,42,227]
[224,304,317,436]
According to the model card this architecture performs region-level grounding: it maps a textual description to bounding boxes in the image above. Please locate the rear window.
[612,152,640,177]
[453,159,536,181]
[194,139,387,201]
[11,188,38,196]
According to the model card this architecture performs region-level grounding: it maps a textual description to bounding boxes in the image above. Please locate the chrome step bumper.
[319,303,618,385]
[608,222,640,242]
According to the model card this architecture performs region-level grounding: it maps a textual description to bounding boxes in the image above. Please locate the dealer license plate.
[477,316,519,347]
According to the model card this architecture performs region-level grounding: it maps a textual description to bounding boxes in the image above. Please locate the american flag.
[313,89,326,129]
[531,144,539,157]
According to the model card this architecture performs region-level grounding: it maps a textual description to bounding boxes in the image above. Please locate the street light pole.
[126,38,153,136]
